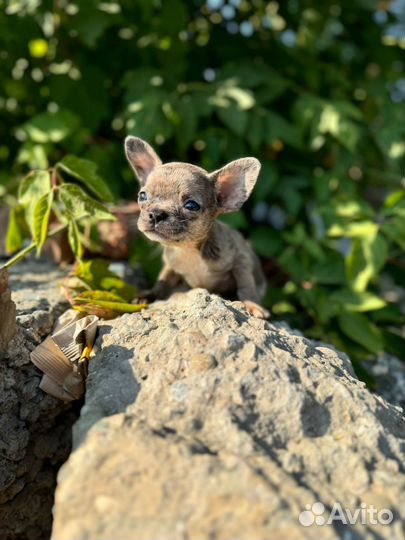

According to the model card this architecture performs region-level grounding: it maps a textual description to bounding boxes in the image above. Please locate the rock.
[0,268,16,351]
[0,260,77,540]
[52,289,405,540]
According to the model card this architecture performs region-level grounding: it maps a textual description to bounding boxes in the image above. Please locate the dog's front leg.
[233,264,269,319]
[135,264,182,303]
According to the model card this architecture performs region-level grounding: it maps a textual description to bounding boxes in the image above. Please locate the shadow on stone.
[300,394,331,438]
[73,329,140,448]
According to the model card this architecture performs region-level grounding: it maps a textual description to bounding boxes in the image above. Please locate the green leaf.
[75,290,127,303]
[18,170,52,232]
[384,190,404,209]
[159,0,187,35]
[18,170,51,205]
[382,330,405,358]
[277,247,310,283]
[74,258,110,286]
[216,104,248,136]
[381,218,405,250]
[250,227,284,258]
[74,259,137,301]
[5,206,28,253]
[316,293,340,323]
[328,221,378,238]
[331,289,386,312]
[298,288,339,324]
[59,184,115,221]
[252,162,278,202]
[68,220,83,259]
[283,223,306,245]
[48,66,109,132]
[332,200,375,219]
[311,257,345,284]
[219,61,268,88]
[265,112,302,149]
[125,90,173,142]
[254,74,288,104]
[292,95,322,133]
[219,211,249,230]
[174,97,197,153]
[346,234,388,292]
[271,301,296,315]
[337,311,383,353]
[246,112,263,151]
[210,80,255,111]
[293,98,362,153]
[99,276,137,302]
[280,189,303,218]
[58,155,113,202]
[72,8,116,47]
[17,142,49,170]
[303,237,325,260]
[22,110,80,143]
[188,91,213,118]
[331,100,363,121]
[33,190,54,255]
[73,290,147,319]
[371,304,403,324]
[318,104,360,153]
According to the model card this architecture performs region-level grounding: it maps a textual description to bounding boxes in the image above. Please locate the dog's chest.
[164,247,233,292]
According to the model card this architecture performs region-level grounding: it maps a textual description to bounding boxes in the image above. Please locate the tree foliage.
[0,0,404,370]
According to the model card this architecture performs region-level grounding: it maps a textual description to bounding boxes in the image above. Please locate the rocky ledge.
[0,262,77,540]
[52,289,405,540]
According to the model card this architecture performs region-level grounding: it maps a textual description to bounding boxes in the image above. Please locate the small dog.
[125,136,269,318]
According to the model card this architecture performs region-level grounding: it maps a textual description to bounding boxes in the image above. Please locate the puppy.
[125,136,269,318]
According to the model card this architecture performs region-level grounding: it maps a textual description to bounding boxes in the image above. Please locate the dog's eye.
[184,200,200,211]
[138,191,147,202]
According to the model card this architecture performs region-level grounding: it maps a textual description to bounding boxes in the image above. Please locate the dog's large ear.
[210,158,261,213]
[124,136,162,185]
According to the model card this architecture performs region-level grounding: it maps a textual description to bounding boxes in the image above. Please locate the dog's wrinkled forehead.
[146,162,213,199]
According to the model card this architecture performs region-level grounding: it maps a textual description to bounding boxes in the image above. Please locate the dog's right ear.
[209,157,261,213]
[124,136,162,185]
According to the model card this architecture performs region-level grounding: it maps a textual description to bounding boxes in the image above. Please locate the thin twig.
[1,222,69,269]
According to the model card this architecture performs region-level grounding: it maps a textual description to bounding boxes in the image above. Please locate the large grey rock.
[52,289,405,540]
[0,261,77,540]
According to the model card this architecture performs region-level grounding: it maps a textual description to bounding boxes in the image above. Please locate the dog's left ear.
[124,136,162,186]
[210,158,261,212]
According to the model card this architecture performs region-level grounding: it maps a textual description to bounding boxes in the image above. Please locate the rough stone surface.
[0,261,77,540]
[0,268,16,351]
[53,289,405,540]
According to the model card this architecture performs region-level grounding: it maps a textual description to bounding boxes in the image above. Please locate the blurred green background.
[0,0,404,375]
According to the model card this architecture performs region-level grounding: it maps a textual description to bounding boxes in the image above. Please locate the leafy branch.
[3,155,115,269]
[2,157,148,319]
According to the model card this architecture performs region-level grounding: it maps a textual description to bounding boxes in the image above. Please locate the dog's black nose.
[149,210,168,223]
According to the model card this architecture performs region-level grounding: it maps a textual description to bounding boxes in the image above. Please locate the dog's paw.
[133,280,170,304]
[243,300,270,319]
[133,289,154,304]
